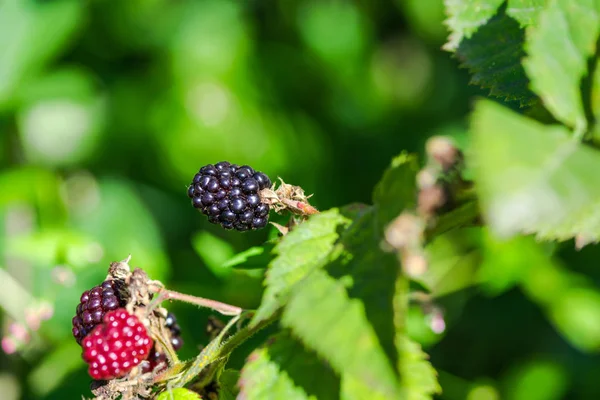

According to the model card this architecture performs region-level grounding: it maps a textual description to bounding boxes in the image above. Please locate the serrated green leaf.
[156,388,202,400]
[472,99,600,242]
[398,338,441,400]
[443,0,505,51]
[372,153,418,227]
[252,209,351,326]
[523,0,600,133]
[239,332,339,400]
[456,11,536,106]
[507,0,547,26]
[218,369,240,400]
[326,209,402,368]
[282,269,401,399]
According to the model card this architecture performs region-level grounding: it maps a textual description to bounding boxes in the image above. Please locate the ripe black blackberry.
[72,279,128,344]
[188,161,272,231]
[141,312,184,374]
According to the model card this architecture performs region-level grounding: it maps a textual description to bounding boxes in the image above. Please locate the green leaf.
[523,0,600,133]
[398,338,441,400]
[471,99,600,242]
[372,152,418,227]
[222,244,275,270]
[282,269,401,399]
[0,0,83,109]
[443,0,504,51]
[506,0,547,26]
[218,369,240,400]
[192,231,235,279]
[238,332,340,400]
[156,388,202,400]
[251,209,352,326]
[456,10,536,106]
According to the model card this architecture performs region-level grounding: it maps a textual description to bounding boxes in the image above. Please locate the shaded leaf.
[443,0,504,51]
[218,369,240,400]
[456,10,536,106]
[471,99,600,242]
[282,269,401,399]
[523,0,600,132]
[252,209,352,326]
[239,332,339,400]
[372,153,418,227]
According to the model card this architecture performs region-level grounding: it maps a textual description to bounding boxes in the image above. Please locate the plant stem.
[151,288,243,316]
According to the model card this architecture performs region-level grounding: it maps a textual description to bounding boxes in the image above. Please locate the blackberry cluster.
[82,309,153,380]
[141,312,184,374]
[188,161,271,231]
[72,280,128,344]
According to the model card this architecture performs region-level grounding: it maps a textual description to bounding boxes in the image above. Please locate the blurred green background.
[2,0,598,399]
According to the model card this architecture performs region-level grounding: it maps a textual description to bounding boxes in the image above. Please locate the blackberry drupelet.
[72,279,128,344]
[141,311,184,374]
[82,309,153,380]
[188,161,272,231]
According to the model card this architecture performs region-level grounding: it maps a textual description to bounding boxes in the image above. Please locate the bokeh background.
[2,1,598,399]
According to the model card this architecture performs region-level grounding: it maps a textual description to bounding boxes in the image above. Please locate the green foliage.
[7,1,600,400]
[472,99,600,242]
[506,0,547,26]
[252,210,352,325]
[444,0,505,51]
[239,332,339,400]
[523,0,600,133]
[455,11,535,106]
[156,388,202,400]
[398,338,442,399]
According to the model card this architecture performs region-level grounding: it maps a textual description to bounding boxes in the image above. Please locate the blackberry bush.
[82,308,153,380]
[188,161,271,231]
[72,279,128,344]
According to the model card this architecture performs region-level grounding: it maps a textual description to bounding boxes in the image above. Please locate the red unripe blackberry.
[141,312,184,374]
[72,279,128,344]
[188,161,271,231]
[82,309,153,380]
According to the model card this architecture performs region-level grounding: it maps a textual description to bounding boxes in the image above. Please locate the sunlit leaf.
[506,0,547,26]
[252,209,351,325]
[398,338,441,400]
[523,0,600,132]
[282,269,401,399]
[157,388,202,400]
[472,99,600,242]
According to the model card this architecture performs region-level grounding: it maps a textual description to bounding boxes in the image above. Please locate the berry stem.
[151,288,243,316]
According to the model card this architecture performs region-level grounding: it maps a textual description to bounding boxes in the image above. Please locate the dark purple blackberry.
[141,311,184,374]
[72,279,128,344]
[188,162,272,231]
